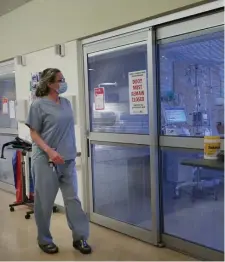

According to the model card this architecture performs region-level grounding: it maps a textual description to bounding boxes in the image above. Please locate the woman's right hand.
[47,148,64,164]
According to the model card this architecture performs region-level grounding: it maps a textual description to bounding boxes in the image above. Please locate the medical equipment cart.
[1,137,58,219]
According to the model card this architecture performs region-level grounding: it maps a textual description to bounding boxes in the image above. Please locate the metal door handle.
[87,138,90,157]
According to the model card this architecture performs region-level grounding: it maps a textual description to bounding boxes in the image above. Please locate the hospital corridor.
[0,190,193,261]
[0,0,224,261]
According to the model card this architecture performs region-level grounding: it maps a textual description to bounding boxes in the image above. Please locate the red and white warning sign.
[128,70,147,115]
[94,87,105,110]
[2,97,9,114]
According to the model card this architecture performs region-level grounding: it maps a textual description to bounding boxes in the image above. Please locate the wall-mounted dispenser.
[16,55,26,66]
[55,44,65,57]
[16,99,29,123]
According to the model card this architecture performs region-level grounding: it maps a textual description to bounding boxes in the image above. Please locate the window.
[88,44,149,134]
[0,62,17,130]
[91,144,151,229]
[158,29,224,137]
[0,135,16,185]
[161,147,224,251]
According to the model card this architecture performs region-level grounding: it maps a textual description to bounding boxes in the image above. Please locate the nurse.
[26,68,91,255]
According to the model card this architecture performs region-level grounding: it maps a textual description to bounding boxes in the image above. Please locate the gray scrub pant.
[32,155,89,245]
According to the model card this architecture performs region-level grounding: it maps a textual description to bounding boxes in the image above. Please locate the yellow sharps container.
[204,136,221,160]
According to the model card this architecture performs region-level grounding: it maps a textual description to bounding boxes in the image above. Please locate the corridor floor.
[0,190,194,261]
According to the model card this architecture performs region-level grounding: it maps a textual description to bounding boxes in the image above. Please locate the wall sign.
[29,72,42,104]
[2,97,9,114]
[9,100,16,119]
[129,70,148,115]
[94,87,105,110]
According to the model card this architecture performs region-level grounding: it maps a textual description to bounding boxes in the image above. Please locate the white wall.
[14,40,84,207]
[0,0,206,61]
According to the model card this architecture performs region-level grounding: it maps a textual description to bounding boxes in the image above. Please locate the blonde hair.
[35,68,61,97]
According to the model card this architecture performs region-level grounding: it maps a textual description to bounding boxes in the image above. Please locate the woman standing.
[26,68,91,255]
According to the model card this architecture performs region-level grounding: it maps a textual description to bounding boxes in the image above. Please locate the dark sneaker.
[38,243,59,254]
[73,239,92,254]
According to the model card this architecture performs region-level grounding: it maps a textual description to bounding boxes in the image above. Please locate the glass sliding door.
[91,144,151,230]
[161,148,224,251]
[157,11,224,261]
[0,61,18,186]
[0,61,17,132]
[83,31,159,244]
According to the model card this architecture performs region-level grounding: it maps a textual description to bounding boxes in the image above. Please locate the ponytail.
[35,68,60,97]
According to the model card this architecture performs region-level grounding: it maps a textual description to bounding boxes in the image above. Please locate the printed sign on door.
[9,100,16,119]
[94,87,105,110]
[2,97,9,114]
[128,70,147,115]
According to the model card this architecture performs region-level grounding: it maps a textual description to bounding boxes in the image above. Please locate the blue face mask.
[57,82,68,94]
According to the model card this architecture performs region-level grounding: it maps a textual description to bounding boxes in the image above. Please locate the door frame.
[80,29,161,245]
[0,60,18,135]
[77,4,224,216]
[0,60,18,191]
[77,3,224,216]
[0,133,17,191]
[76,3,224,260]
[155,11,224,261]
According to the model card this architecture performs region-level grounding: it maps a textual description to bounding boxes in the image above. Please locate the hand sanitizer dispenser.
[16,99,29,123]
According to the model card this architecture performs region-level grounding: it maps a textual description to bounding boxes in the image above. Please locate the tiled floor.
[0,190,194,261]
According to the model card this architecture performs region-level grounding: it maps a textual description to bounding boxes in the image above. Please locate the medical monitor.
[164,107,187,124]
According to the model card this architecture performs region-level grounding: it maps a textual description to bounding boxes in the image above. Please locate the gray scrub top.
[25,97,76,161]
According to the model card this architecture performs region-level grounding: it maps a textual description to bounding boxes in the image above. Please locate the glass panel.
[0,135,17,185]
[91,144,151,230]
[0,72,17,129]
[159,30,224,137]
[161,147,224,251]
[87,43,149,134]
